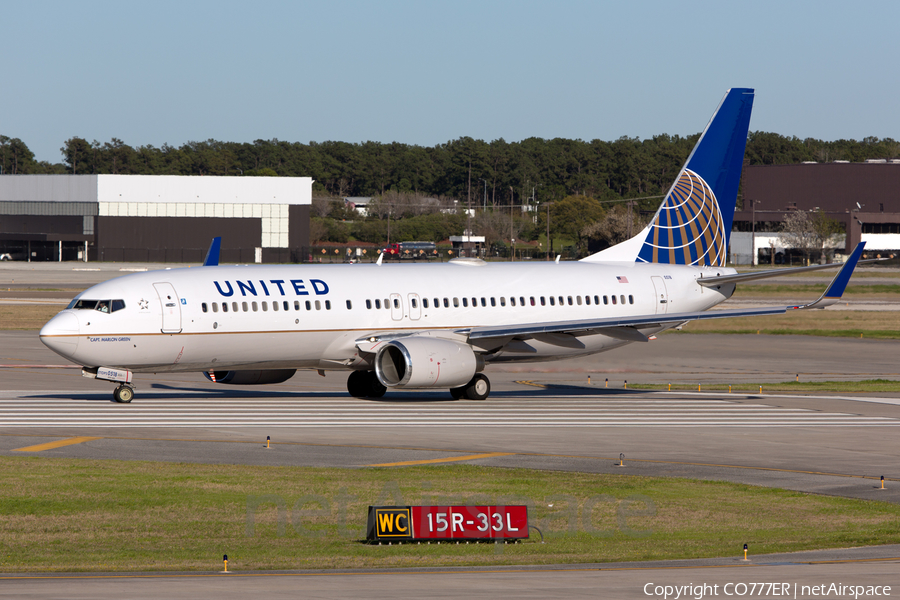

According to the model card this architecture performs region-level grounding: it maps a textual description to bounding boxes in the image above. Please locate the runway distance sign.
[366,505,528,542]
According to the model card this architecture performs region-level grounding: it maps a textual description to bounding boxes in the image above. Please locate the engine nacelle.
[203,369,296,385]
[374,337,482,389]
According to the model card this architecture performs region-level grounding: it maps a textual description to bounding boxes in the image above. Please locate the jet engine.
[374,337,483,389]
[203,369,296,385]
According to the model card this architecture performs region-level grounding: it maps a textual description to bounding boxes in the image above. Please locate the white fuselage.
[39,260,736,373]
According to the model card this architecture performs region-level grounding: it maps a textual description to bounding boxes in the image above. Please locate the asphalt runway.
[3,262,900,597]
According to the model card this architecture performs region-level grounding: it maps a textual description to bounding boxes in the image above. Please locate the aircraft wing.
[461,241,866,344]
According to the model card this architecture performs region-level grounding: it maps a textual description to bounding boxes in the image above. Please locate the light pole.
[750,199,756,266]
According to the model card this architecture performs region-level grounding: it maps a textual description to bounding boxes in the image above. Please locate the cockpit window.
[72,299,98,310]
[70,299,126,313]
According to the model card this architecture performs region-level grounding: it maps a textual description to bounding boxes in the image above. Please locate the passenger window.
[261,302,267,312]
[305,300,311,310]
[423,298,429,309]
[453,297,459,307]
[294,301,300,311]
[375,299,381,309]
[411,298,418,309]
[212,303,218,313]
[530,297,535,306]
[201,303,208,313]
[315,300,321,310]
[481,297,486,307]
[393,298,399,309]
[462,298,468,307]
[500,297,506,307]
[490,297,496,307]
[576,296,582,305]
[594,295,600,305]
[222,303,228,313]
[346,300,352,310]
[585,296,591,306]
[434,298,440,308]
[620,295,626,305]
[242,302,249,312]
[629,295,634,304]
[325,300,331,310]
[252,302,258,312]
[611,296,617,305]
[603,296,609,305]
[471,297,477,307]
[558,296,564,305]
[510,297,515,306]
[366,299,372,309]
[549,297,555,306]
[519,296,525,306]
[272,301,278,312]
[540,296,545,306]
[283,301,289,311]
[567,296,573,306]
[444,298,450,308]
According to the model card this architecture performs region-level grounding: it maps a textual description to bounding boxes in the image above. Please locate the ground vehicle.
[382,241,437,258]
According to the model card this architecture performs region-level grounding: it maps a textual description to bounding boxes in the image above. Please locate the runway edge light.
[223,554,228,572]
[743,543,748,561]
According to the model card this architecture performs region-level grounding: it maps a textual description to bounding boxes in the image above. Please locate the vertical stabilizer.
[583,88,754,265]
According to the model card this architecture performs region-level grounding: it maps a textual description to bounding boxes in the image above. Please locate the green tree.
[549,195,606,253]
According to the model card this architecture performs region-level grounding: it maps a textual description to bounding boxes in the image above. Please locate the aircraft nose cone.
[40,311,80,359]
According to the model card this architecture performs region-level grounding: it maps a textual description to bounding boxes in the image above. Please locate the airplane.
[39,88,868,403]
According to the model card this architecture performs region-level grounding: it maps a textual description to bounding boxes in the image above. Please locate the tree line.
[3,132,898,207]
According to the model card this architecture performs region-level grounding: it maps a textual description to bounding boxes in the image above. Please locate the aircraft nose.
[40,311,80,359]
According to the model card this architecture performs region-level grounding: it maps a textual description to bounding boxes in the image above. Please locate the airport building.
[731,161,900,264]
[0,175,312,262]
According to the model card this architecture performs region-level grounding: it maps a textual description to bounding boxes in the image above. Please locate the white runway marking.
[1,393,897,427]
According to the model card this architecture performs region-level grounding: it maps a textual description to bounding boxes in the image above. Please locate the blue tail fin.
[583,88,754,266]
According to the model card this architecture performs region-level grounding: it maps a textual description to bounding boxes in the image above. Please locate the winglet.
[791,242,866,310]
[203,237,221,267]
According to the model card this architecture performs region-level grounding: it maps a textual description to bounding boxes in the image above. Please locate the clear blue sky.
[3,0,898,164]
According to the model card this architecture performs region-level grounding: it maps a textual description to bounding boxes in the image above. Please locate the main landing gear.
[346,371,492,400]
[347,370,387,399]
[450,373,491,401]
[113,384,135,403]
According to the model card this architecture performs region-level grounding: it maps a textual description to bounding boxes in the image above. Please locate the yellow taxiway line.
[368,452,514,467]
[13,436,103,452]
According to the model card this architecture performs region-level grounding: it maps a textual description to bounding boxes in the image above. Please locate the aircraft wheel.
[113,385,134,403]
[449,386,466,400]
[366,371,387,398]
[347,370,369,398]
[463,374,490,401]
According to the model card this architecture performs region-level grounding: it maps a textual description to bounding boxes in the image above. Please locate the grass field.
[0,305,60,330]
[630,379,900,393]
[672,310,900,339]
[1,457,898,572]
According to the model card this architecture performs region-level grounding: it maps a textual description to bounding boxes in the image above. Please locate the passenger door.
[153,282,183,333]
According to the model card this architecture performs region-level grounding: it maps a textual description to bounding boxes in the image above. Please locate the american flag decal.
[617,276,629,283]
